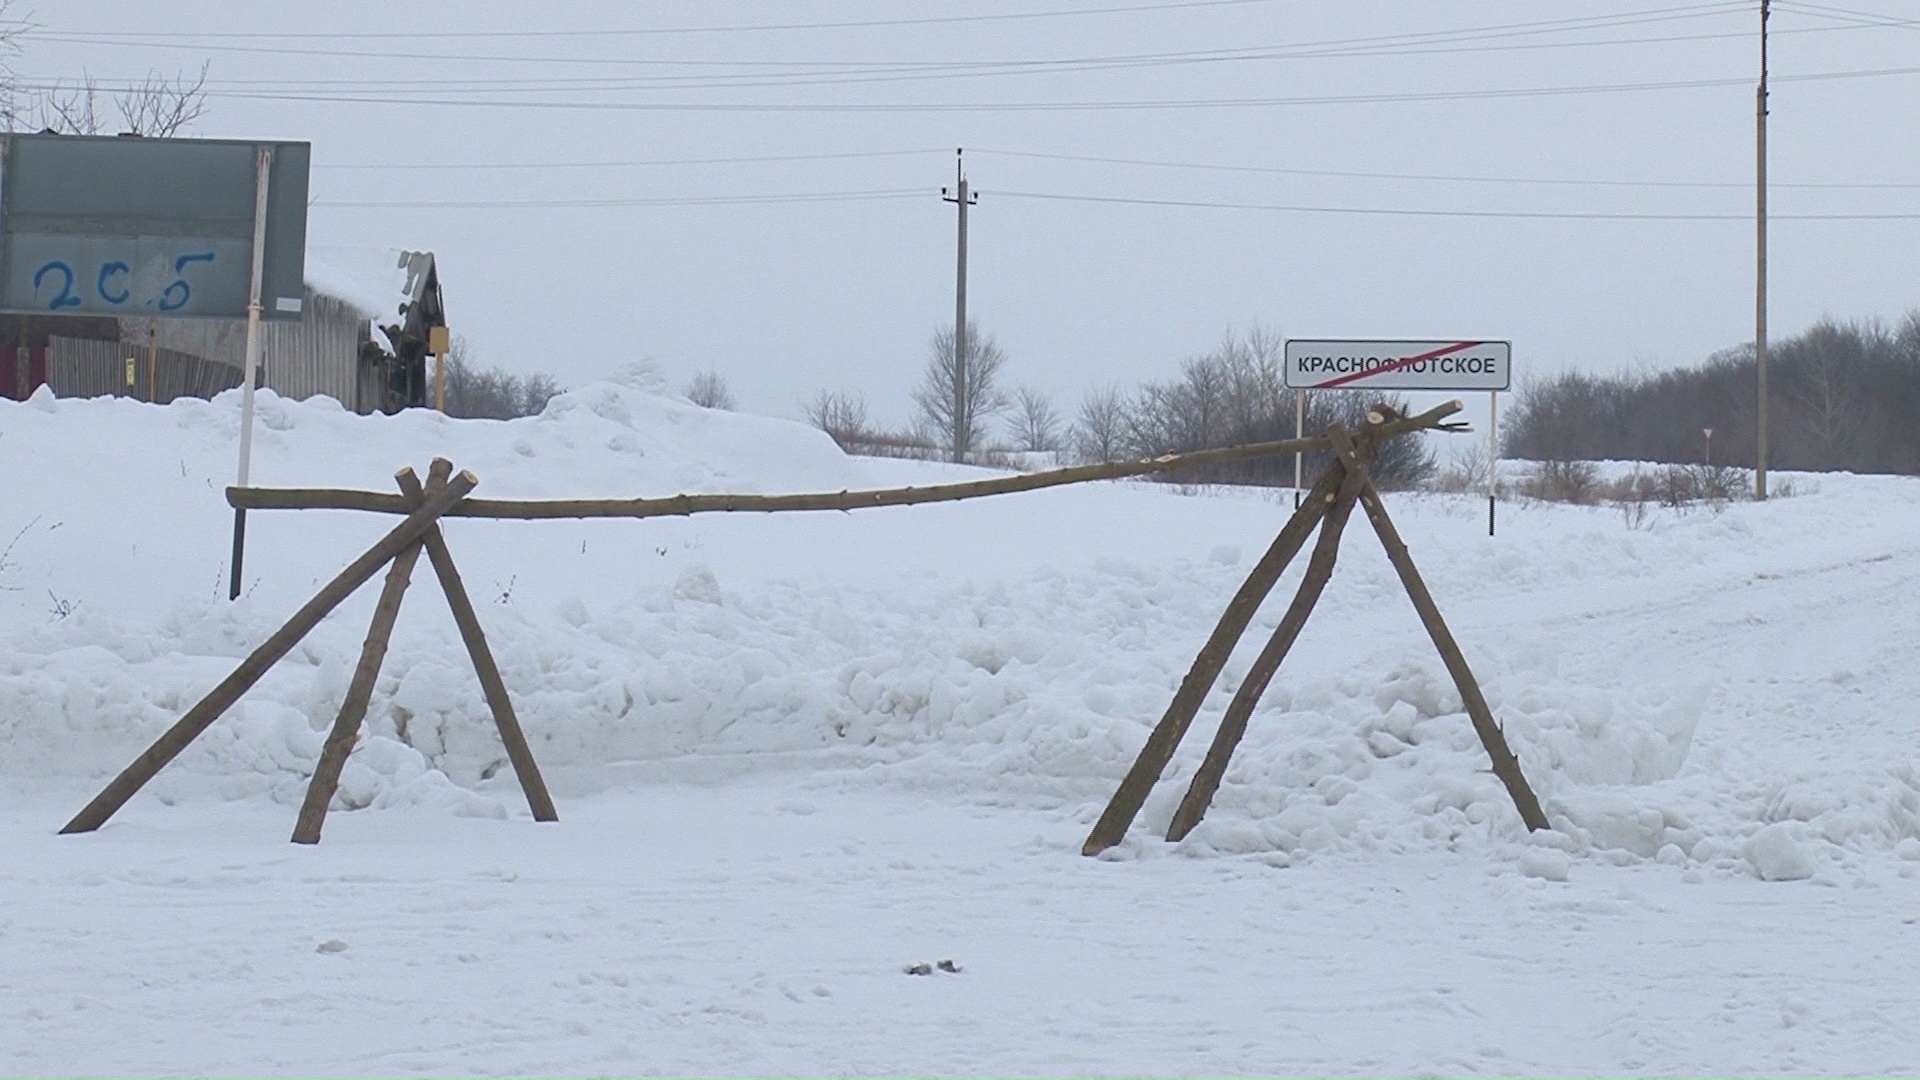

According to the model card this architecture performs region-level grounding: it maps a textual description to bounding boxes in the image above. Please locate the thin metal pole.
[1755,0,1770,501]
[145,317,157,404]
[230,146,273,600]
[1293,389,1305,509]
[1488,390,1499,536]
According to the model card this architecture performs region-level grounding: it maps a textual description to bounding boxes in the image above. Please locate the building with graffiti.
[0,248,445,415]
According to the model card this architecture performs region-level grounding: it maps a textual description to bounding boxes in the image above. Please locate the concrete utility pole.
[941,148,978,463]
[1755,0,1771,501]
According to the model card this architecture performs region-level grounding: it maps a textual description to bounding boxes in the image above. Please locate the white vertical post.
[1755,0,1770,501]
[229,146,273,601]
[1488,390,1499,537]
[1292,388,1305,509]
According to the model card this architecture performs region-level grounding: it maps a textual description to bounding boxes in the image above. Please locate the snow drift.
[4,368,1918,885]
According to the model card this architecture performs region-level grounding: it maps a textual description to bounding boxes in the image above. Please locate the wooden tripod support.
[59,458,558,843]
[1082,415,1549,857]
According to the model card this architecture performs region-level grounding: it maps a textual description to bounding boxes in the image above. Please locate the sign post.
[230,146,274,600]
[1284,339,1513,535]
[1488,389,1499,536]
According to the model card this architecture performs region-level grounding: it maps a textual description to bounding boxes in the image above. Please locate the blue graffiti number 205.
[30,250,217,312]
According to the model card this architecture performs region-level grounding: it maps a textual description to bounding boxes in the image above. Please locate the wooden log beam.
[289,462,449,845]
[61,470,479,835]
[1164,424,1372,843]
[1079,460,1346,857]
[1336,434,1551,833]
[228,402,1466,522]
[396,465,558,823]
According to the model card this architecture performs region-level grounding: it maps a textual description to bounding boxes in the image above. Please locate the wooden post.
[1335,440,1550,833]
[1166,425,1371,842]
[396,466,558,823]
[1080,461,1345,856]
[61,470,479,835]
[290,462,448,845]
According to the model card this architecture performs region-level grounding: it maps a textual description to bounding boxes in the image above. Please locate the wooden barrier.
[66,400,1538,848]
[63,459,560,842]
[1081,409,1548,856]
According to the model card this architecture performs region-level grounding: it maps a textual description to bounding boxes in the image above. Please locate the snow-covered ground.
[4,366,1918,1077]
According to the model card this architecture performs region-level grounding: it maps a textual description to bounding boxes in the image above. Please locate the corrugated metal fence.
[48,337,243,403]
[112,288,372,409]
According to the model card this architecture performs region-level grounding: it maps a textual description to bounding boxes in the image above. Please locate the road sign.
[1284,339,1511,392]
[0,133,310,320]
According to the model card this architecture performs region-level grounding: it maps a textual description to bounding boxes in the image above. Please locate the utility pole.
[941,148,977,463]
[1755,0,1770,501]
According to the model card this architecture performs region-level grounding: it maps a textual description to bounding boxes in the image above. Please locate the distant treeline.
[1505,313,1920,474]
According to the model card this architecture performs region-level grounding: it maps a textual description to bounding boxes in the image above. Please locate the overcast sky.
[16,1,1918,426]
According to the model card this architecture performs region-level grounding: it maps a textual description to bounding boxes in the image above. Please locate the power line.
[308,188,927,209]
[24,21,1845,95]
[1776,1,1920,29]
[26,0,1282,40]
[177,64,1920,113]
[986,188,1920,220]
[301,182,1917,219]
[299,142,1919,192]
[970,147,1920,190]
[27,2,1756,75]
[315,148,950,171]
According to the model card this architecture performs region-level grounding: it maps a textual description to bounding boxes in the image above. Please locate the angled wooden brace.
[62,470,478,834]
[1333,426,1550,832]
[1165,422,1374,842]
[396,465,558,823]
[1081,457,1348,856]
[290,461,450,844]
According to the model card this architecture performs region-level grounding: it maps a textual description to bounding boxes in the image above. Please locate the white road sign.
[1284,339,1511,391]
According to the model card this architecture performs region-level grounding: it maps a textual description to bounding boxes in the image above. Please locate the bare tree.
[442,338,564,419]
[1071,384,1130,463]
[21,63,210,137]
[1100,325,1434,488]
[1790,339,1862,469]
[802,389,871,448]
[684,369,737,411]
[912,322,1008,461]
[1005,385,1061,453]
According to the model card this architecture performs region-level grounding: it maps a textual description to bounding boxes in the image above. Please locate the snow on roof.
[303,244,435,323]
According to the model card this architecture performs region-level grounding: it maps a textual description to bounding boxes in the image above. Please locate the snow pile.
[4,379,1919,884]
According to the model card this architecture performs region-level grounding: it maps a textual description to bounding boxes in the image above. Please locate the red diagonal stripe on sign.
[1312,340,1486,390]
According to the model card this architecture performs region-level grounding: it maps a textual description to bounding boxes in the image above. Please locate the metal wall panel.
[0,134,310,320]
[111,287,370,410]
[48,336,242,402]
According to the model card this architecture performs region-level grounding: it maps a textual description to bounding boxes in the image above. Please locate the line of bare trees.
[0,2,212,139]
[799,323,1436,488]
[441,339,564,419]
[1504,312,1920,475]
[1065,326,1435,488]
